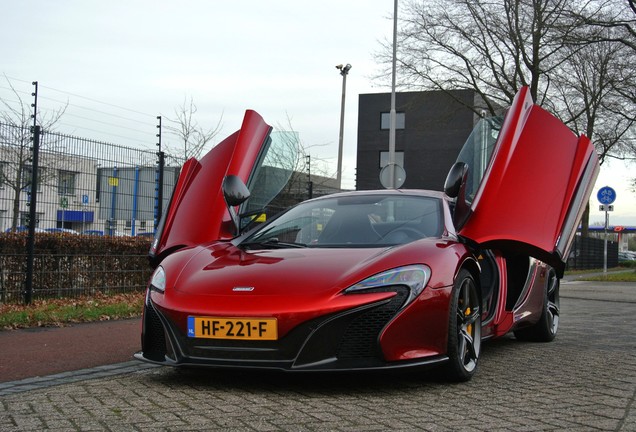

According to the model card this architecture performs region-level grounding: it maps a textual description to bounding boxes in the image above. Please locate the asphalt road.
[0,280,634,431]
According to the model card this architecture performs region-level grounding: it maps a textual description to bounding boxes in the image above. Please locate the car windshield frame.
[239,193,443,249]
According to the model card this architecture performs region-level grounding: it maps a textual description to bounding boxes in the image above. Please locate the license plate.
[187,316,277,340]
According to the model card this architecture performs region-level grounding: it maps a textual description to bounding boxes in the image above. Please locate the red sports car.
[135,87,599,381]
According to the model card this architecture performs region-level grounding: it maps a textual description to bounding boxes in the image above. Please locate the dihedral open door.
[149,110,273,264]
[455,87,600,275]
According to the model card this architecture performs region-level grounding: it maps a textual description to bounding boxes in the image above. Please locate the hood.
[171,243,397,299]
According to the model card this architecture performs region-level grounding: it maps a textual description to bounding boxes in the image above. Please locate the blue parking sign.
[597,186,616,205]
[82,194,89,204]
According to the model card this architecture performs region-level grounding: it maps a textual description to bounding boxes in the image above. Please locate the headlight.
[149,266,166,293]
[345,265,431,306]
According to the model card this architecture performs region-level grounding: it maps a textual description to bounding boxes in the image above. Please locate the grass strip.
[0,291,145,330]
[578,271,636,282]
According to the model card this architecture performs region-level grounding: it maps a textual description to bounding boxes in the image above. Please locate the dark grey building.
[356,89,485,191]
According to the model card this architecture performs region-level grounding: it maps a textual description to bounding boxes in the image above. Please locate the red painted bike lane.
[0,318,141,382]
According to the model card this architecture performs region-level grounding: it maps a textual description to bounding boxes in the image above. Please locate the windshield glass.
[241,194,443,248]
[455,116,503,203]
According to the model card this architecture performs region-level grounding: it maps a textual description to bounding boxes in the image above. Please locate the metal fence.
[567,235,619,270]
[0,122,182,235]
[0,121,183,303]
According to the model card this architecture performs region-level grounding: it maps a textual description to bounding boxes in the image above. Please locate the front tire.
[444,269,481,382]
[514,268,560,342]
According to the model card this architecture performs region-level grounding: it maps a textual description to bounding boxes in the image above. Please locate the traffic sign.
[82,194,89,204]
[379,163,406,189]
[597,186,616,205]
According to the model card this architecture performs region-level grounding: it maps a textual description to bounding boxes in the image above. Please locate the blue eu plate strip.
[187,316,195,337]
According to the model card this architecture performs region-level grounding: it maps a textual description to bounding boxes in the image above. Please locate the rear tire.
[444,269,481,382]
[514,268,560,342]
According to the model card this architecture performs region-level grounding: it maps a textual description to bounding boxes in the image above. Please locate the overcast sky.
[1,0,633,225]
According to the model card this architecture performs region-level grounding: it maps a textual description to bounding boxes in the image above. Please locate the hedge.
[0,233,154,304]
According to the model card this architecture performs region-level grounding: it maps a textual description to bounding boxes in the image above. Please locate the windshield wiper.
[240,237,307,250]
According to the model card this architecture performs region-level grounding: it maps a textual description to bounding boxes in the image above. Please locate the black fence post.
[154,116,164,231]
[24,81,41,305]
[306,155,312,199]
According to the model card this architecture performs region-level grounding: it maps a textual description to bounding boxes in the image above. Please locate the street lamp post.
[336,63,351,190]
[388,0,398,189]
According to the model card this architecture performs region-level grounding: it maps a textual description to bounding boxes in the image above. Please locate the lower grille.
[337,287,409,359]
[142,296,168,361]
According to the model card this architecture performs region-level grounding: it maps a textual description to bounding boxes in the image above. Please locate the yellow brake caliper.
[465,307,472,335]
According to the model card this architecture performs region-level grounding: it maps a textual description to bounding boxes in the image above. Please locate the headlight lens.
[149,266,166,293]
[345,265,431,306]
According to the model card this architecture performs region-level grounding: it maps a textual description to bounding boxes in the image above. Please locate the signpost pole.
[603,207,608,274]
[597,186,616,274]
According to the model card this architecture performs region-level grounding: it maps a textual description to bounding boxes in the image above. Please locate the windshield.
[455,116,503,203]
[241,194,443,248]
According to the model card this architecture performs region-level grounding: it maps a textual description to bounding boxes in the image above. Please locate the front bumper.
[135,287,448,371]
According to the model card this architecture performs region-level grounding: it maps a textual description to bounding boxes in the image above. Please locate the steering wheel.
[380,227,425,243]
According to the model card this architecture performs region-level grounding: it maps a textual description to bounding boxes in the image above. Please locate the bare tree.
[381,0,576,114]
[0,77,67,231]
[552,39,635,166]
[379,0,634,151]
[377,0,636,234]
[569,0,636,53]
[163,97,222,162]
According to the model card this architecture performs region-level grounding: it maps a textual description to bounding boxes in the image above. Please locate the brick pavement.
[0,280,634,431]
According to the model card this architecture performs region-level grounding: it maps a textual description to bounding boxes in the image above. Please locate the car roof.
[308,189,446,202]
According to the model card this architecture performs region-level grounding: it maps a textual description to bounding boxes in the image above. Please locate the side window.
[241,131,299,223]
[454,117,503,203]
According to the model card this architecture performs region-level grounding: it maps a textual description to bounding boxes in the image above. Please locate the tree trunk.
[580,202,591,237]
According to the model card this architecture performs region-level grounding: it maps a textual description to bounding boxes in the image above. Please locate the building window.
[0,162,6,188]
[58,170,77,195]
[20,211,43,227]
[21,165,43,193]
[379,151,405,169]
[0,209,6,232]
[381,112,405,130]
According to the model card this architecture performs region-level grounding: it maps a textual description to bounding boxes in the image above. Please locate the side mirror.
[444,162,468,198]
[222,175,250,235]
[443,162,471,229]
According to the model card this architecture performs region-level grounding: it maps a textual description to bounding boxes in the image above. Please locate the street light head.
[336,63,352,76]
